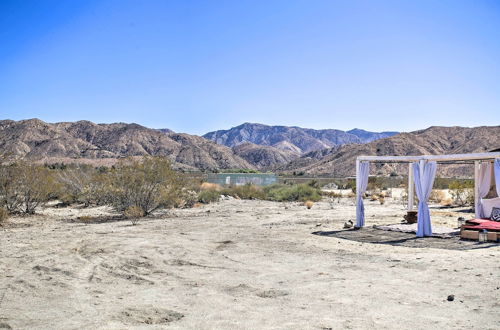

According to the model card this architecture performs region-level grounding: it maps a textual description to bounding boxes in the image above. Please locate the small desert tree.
[108,157,185,215]
[15,162,58,214]
[0,164,22,213]
[0,162,57,214]
[56,166,111,206]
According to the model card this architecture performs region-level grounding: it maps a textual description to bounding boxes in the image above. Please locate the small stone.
[447,295,455,301]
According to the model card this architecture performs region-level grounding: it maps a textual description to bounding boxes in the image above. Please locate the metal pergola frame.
[356,152,500,217]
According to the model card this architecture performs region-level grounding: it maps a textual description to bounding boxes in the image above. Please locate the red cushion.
[463,220,500,232]
[466,218,490,225]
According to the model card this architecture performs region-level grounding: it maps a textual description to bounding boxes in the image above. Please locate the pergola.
[355,152,500,237]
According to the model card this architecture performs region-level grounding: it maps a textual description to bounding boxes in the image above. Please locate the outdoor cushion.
[491,207,500,221]
[463,220,500,232]
[481,197,500,218]
[466,218,490,225]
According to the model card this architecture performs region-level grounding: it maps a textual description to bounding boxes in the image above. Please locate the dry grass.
[200,182,221,191]
[430,190,447,203]
[304,200,314,209]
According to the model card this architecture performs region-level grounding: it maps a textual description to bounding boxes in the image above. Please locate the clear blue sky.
[1,0,499,135]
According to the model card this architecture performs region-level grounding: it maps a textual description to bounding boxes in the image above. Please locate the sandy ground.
[0,198,499,329]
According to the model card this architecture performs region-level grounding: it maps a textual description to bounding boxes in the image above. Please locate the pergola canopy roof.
[357,152,500,163]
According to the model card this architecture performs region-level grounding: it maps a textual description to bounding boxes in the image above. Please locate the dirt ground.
[0,198,499,329]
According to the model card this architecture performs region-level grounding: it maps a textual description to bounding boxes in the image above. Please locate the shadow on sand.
[312,227,498,250]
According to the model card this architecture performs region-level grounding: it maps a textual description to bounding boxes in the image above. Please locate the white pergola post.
[355,158,360,201]
[474,161,480,217]
[407,162,414,211]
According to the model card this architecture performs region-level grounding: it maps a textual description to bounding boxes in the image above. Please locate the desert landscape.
[2,1,500,329]
[1,197,499,329]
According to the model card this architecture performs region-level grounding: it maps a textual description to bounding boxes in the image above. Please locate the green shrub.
[198,190,220,204]
[221,184,266,200]
[107,157,185,215]
[264,184,322,202]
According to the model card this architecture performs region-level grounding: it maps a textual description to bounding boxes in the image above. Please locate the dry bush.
[304,200,314,209]
[429,189,446,203]
[124,205,145,225]
[56,167,111,206]
[440,198,453,207]
[200,182,221,191]
[108,157,185,215]
[449,180,474,206]
[322,191,342,198]
[379,197,385,205]
[346,192,356,198]
[0,162,58,214]
[0,207,9,225]
[370,194,379,201]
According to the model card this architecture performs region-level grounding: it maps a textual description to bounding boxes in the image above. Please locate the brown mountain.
[278,126,500,177]
[203,122,397,154]
[0,119,254,171]
[232,142,300,170]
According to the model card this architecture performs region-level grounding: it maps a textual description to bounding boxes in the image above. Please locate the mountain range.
[0,119,253,171]
[1,119,499,177]
[203,122,398,154]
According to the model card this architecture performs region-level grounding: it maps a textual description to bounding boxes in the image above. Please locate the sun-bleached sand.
[1,198,499,329]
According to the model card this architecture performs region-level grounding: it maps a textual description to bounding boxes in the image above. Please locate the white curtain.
[355,161,369,228]
[494,159,500,197]
[413,161,437,237]
[475,162,492,218]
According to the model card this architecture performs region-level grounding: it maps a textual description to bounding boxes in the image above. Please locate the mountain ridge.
[203,122,398,154]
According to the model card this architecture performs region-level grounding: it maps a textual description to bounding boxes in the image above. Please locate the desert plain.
[0,197,499,329]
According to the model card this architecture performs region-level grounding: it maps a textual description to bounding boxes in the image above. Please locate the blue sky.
[1,0,499,135]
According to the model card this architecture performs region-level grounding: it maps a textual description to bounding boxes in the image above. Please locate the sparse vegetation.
[0,162,58,214]
[448,180,474,206]
[221,184,266,200]
[124,205,145,225]
[304,200,314,209]
[107,157,186,215]
[263,184,322,202]
[198,190,221,204]
[0,207,9,225]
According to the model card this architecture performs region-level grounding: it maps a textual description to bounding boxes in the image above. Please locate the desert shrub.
[429,189,446,203]
[0,164,22,213]
[56,167,111,206]
[264,184,322,202]
[0,162,58,214]
[440,198,453,207]
[221,184,266,200]
[124,205,145,225]
[449,180,474,206]
[322,191,342,198]
[200,182,221,191]
[177,189,198,208]
[0,207,9,225]
[304,200,314,209]
[107,157,185,215]
[379,197,385,205]
[198,190,220,204]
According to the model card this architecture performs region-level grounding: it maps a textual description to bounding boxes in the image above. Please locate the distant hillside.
[0,119,254,171]
[232,142,300,170]
[347,128,398,143]
[203,122,396,154]
[278,126,500,177]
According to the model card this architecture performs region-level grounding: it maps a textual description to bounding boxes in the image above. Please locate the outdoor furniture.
[460,218,500,242]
